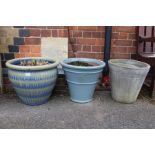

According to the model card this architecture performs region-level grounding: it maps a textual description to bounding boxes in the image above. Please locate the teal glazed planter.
[61,58,105,103]
[6,57,59,106]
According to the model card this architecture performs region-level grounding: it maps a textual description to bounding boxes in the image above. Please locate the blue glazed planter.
[61,58,105,103]
[6,57,59,106]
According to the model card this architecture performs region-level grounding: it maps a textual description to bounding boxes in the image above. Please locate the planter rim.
[108,59,150,70]
[6,57,59,71]
[61,58,105,70]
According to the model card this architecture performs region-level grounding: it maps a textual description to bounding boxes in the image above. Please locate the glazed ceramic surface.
[61,58,105,103]
[6,57,59,106]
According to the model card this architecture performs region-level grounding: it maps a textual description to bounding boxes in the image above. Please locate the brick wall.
[0,26,136,92]
[111,26,136,59]
[68,26,105,59]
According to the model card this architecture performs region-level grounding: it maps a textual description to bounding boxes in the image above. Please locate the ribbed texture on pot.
[61,58,105,103]
[6,57,58,106]
[8,69,57,105]
[109,59,150,103]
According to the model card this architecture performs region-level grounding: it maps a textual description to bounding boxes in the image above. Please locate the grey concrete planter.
[109,59,150,103]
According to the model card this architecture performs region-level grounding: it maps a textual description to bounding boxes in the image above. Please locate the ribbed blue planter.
[61,58,105,103]
[6,57,59,106]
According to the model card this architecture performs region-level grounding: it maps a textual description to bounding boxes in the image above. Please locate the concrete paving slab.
[0,92,155,129]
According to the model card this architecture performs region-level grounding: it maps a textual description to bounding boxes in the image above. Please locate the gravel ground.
[0,91,155,129]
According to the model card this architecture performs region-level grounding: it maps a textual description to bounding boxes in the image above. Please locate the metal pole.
[103,26,112,75]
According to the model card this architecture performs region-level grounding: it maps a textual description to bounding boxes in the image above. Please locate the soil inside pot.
[15,60,53,66]
[68,61,99,66]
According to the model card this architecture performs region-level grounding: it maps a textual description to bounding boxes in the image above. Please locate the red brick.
[78,26,97,31]
[111,47,128,53]
[41,30,51,37]
[69,26,78,30]
[112,32,128,39]
[15,53,25,58]
[29,29,41,36]
[132,40,137,46]
[68,44,72,51]
[76,38,96,45]
[95,39,105,46]
[68,51,76,58]
[96,26,105,31]
[68,30,73,37]
[112,33,119,39]
[69,38,76,44]
[30,45,41,53]
[5,26,139,93]
[92,32,102,38]
[58,30,68,37]
[82,45,91,52]
[25,53,41,57]
[19,45,30,53]
[127,47,136,54]
[119,32,128,39]
[101,32,105,38]
[52,30,58,37]
[74,44,82,51]
[83,32,92,38]
[31,53,41,57]
[25,38,41,45]
[113,26,135,33]
[24,53,31,57]
[111,53,131,59]
[92,46,104,52]
[128,33,136,40]
[47,26,66,29]
[112,39,132,46]
[76,52,103,59]
[72,31,82,37]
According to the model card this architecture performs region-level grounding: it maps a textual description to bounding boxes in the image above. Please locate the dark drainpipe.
[103,26,112,76]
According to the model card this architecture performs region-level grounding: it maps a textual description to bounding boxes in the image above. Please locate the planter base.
[20,98,49,106]
[71,98,93,103]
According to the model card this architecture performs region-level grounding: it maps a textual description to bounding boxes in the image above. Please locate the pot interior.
[67,61,99,66]
[63,58,104,67]
[11,58,54,66]
[109,59,150,69]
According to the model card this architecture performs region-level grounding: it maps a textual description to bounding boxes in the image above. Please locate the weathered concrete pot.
[109,59,150,103]
[61,58,105,103]
[6,57,59,106]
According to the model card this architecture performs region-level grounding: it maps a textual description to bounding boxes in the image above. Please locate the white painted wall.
[41,37,68,74]
[41,37,68,62]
